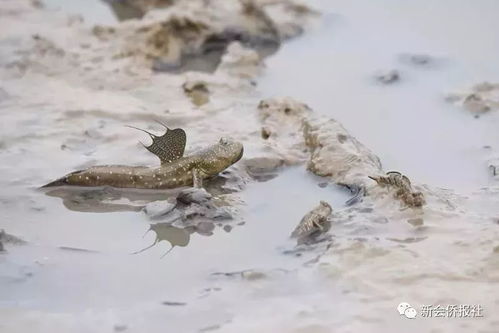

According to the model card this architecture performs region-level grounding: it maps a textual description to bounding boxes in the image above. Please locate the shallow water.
[261,0,499,191]
[0,163,349,331]
[42,0,118,25]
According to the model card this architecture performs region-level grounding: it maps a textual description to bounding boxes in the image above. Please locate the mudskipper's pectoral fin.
[128,122,186,165]
[192,168,203,188]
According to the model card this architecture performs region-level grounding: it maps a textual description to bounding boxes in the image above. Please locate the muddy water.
[261,0,499,191]
[1,1,499,333]
[1,1,349,330]
[258,1,499,332]
[42,0,118,25]
[1,161,348,333]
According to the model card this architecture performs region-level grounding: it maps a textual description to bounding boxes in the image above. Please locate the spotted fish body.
[43,124,244,189]
[291,201,332,243]
[369,171,425,207]
[369,171,411,189]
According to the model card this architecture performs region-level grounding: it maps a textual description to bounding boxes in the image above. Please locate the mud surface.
[1,1,499,333]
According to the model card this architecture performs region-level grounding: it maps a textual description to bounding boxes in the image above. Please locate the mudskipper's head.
[200,138,244,175]
[319,200,332,214]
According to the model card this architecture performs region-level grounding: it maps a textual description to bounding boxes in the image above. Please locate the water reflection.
[40,167,351,259]
[133,223,192,257]
[132,220,219,256]
[42,183,240,256]
[43,186,180,213]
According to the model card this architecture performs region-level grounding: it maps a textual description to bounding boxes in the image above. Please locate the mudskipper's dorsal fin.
[127,121,186,165]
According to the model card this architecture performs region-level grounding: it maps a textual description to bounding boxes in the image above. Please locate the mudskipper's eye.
[219,137,228,145]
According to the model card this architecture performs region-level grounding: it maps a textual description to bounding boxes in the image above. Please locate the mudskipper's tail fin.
[40,177,68,188]
[40,170,84,188]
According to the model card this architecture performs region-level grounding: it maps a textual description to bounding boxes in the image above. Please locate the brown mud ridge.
[94,0,318,73]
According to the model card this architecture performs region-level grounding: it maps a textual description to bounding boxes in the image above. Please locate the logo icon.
[398,302,417,319]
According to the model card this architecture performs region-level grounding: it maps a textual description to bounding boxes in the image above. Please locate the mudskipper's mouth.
[234,146,244,163]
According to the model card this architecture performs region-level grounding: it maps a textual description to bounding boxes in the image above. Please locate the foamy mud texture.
[257,97,312,164]
[93,0,317,73]
[447,82,499,115]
